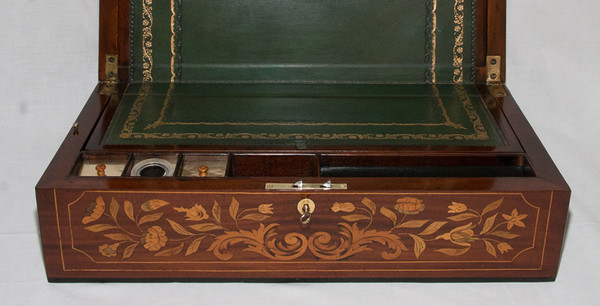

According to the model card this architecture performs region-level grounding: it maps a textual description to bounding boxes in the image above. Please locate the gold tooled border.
[169,0,177,83]
[453,0,465,83]
[429,0,438,83]
[142,0,178,130]
[119,85,489,141]
[55,190,551,272]
[141,0,153,82]
[143,83,466,130]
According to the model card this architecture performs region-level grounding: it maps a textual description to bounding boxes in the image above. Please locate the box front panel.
[48,189,556,280]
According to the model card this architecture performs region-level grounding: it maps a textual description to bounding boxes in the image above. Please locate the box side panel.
[487,0,506,83]
[539,190,570,278]
[36,188,64,280]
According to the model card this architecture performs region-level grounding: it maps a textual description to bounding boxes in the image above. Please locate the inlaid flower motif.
[82,197,106,224]
[141,226,168,251]
[450,229,475,247]
[394,197,425,215]
[99,243,119,257]
[173,204,209,221]
[448,202,467,213]
[258,204,274,214]
[502,209,527,230]
[436,223,475,247]
[141,199,170,211]
[332,202,355,213]
[497,242,513,254]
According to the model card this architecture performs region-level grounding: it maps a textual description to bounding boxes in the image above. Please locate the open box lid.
[100,0,505,84]
[98,0,507,147]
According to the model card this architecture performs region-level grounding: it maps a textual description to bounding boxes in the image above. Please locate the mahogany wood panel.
[98,0,130,82]
[117,0,130,81]
[487,0,507,82]
[500,87,568,188]
[98,0,118,82]
[474,0,488,83]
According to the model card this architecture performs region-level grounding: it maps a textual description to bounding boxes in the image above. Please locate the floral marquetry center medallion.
[66,193,540,264]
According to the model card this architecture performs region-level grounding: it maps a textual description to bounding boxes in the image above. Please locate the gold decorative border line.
[425,0,438,83]
[432,85,464,129]
[169,0,177,83]
[120,84,151,135]
[157,122,462,128]
[143,85,465,130]
[143,0,179,130]
[55,191,549,271]
[119,85,488,141]
[470,0,477,81]
[453,0,465,83]
[141,0,154,82]
[121,132,487,141]
[121,132,488,141]
[430,0,437,83]
[145,83,176,131]
[456,85,488,139]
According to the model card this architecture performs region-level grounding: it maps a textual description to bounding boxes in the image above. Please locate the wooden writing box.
[36,0,570,281]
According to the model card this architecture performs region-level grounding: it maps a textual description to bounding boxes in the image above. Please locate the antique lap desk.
[36,0,570,281]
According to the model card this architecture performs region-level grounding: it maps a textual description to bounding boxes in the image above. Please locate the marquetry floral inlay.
[81,196,527,261]
[310,197,526,260]
[82,196,307,260]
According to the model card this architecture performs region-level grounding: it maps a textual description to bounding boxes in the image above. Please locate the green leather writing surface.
[129,0,476,84]
[103,84,504,146]
[109,1,502,147]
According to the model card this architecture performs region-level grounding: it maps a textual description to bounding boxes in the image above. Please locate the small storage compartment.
[128,154,179,177]
[230,154,318,177]
[180,154,229,177]
[320,155,534,177]
[74,153,130,177]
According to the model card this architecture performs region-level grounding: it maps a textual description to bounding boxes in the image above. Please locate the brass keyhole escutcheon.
[297,198,315,224]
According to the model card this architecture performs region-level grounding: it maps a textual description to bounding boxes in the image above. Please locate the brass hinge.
[486,55,506,97]
[100,54,119,95]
